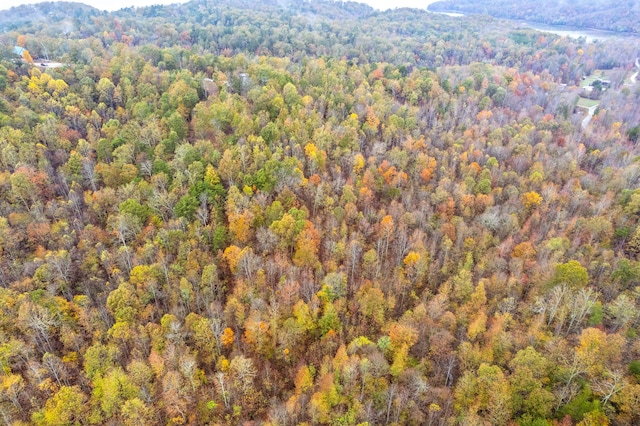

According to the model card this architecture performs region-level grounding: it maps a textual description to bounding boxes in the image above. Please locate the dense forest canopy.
[0,0,640,424]
[428,0,640,34]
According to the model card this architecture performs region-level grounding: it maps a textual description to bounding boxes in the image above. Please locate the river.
[519,22,639,43]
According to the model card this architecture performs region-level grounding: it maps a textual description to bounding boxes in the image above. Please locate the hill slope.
[0,1,101,33]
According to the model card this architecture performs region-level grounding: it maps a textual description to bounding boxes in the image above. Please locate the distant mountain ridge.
[0,0,377,33]
[0,2,102,32]
[0,0,525,67]
[127,0,377,21]
[428,0,640,33]
[0,0,376,19]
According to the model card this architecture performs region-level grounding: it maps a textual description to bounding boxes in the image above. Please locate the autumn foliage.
[0,0,639,425]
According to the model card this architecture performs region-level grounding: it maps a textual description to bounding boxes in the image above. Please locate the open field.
[576,96,599,108]
[580,70,607,87]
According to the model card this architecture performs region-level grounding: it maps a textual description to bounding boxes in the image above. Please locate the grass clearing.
[580,70,608,87]
[577,97,599,108]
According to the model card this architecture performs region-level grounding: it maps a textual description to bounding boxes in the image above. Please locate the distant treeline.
[429,0,640,33]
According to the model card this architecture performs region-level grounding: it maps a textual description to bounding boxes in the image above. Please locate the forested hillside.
[0,2,101,33]
[428,0,640,33]
[0,0,640,424]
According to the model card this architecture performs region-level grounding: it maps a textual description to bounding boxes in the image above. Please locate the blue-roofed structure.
[13,46,26,56]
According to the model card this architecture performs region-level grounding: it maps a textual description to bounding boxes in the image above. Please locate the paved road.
[582,104,598,129]
[631,58,640,84]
